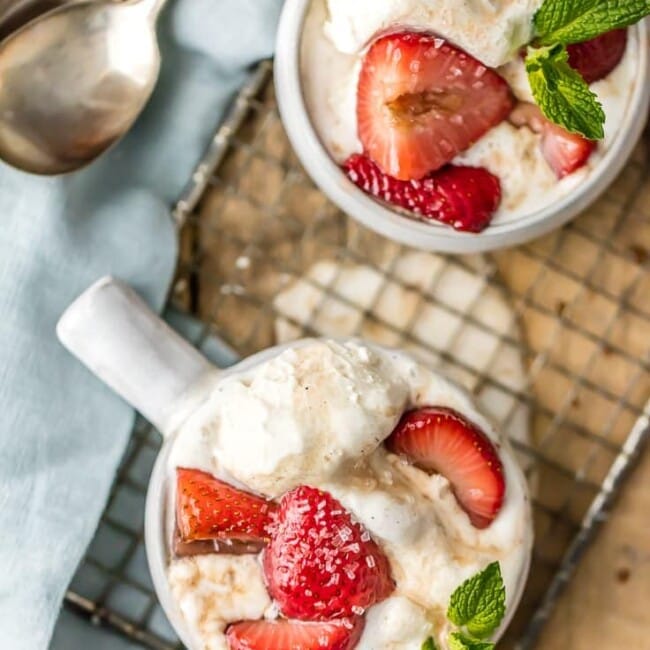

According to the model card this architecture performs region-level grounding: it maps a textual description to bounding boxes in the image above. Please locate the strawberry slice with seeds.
[226,618,364,650]
[343,154,501,233]
[567,29,628,84]
[509,102,596,179]
[357,31,514,181]
[386,407,505,529]
[176,468,277,547]
[263,485,394,621]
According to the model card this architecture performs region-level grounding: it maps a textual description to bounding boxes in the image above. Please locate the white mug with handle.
[57,276,531,649]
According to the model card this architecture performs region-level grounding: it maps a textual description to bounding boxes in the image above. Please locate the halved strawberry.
[357,31,514,181]
[386,407,505,529]
[567,29,628,84]
[226,618,364,650]
[509,102,596,179]
[343,154,501,233]
[175,468,277,548]
[263,485,394,621]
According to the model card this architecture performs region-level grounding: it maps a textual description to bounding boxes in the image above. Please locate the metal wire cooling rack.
[63,60,650,649]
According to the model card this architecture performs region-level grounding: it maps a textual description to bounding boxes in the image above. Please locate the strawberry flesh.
[176,468,277,548]
[263,485,394,620]
[386,407,505,529]
[173,528,266,557]
[509,102,596,179]
[343,153,501,233]
[226,618,364,650]
[357,31,514,181]
[567,29,628,84]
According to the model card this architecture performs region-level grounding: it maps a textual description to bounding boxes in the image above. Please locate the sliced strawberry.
[263,485,394,620]
[567,29,628,84]
[173,528,266,557]
[226,618,364,650]
[343,154,501,233]
[357,31,514,181]
[509,102,596,179]
[386,407,505,529]
[540,122,597,179]
[175,468,277,548]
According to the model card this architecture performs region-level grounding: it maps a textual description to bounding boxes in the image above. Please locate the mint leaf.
[448,633,495,650]
[422,638,437,650]
[535,0,650,45]
[447,562,506,640]
[525,44,605,139]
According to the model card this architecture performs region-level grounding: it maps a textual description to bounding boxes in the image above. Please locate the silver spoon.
[0,0,166,175]
[0,0,84,42]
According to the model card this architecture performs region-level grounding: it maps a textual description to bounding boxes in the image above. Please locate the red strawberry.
[263,485,394,620]
[540,122,597,179]
[357,31,514,181]
[509,102,596,179]
[176,468,277,546]
[386,407,505,529]
[567,29,628,84]
[343,154,501,233]
[226,618,364,650]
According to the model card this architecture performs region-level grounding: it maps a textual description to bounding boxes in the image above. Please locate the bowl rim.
[274,2,650,253]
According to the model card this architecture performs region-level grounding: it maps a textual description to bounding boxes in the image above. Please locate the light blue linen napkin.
[0,2,282,648]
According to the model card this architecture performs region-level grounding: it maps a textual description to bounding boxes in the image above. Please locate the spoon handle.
[57,276,216,437]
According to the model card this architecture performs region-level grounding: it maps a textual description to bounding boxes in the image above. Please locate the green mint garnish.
[421,637,438,650]
[535,0,650,46]
[447,562,506,640]
[525,0,649,138]
[525,43,605,139]
[448,632,495,650]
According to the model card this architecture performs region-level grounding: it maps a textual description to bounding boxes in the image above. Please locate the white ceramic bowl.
[58,277,532,649]
[274,2,650,253]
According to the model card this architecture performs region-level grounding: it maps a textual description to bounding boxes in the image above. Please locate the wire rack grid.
[63,60,650,649]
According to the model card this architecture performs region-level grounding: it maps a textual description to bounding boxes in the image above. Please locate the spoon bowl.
[0,0,164,175]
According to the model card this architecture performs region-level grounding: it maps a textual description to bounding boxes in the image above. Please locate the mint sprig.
[535,0,650,46]
[447,562,506,640]
[525,44,605,139]
[448,633,495,650]
[525,0,650,138]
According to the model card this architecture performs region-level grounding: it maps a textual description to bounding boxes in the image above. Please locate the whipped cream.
[301,0,640,225]
[324,0,543,68]
[167,339,533,650]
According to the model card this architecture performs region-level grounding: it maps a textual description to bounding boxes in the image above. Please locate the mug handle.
[57,276,215,437]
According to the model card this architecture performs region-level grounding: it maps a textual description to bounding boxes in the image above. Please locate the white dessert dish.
[57,277,533,650]
[274,0,650,253]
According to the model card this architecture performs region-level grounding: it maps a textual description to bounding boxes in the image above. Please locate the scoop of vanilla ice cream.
[357,596,437,649]
[324,0,543,67]
[209,340,409,496]
[168,555,271,650]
